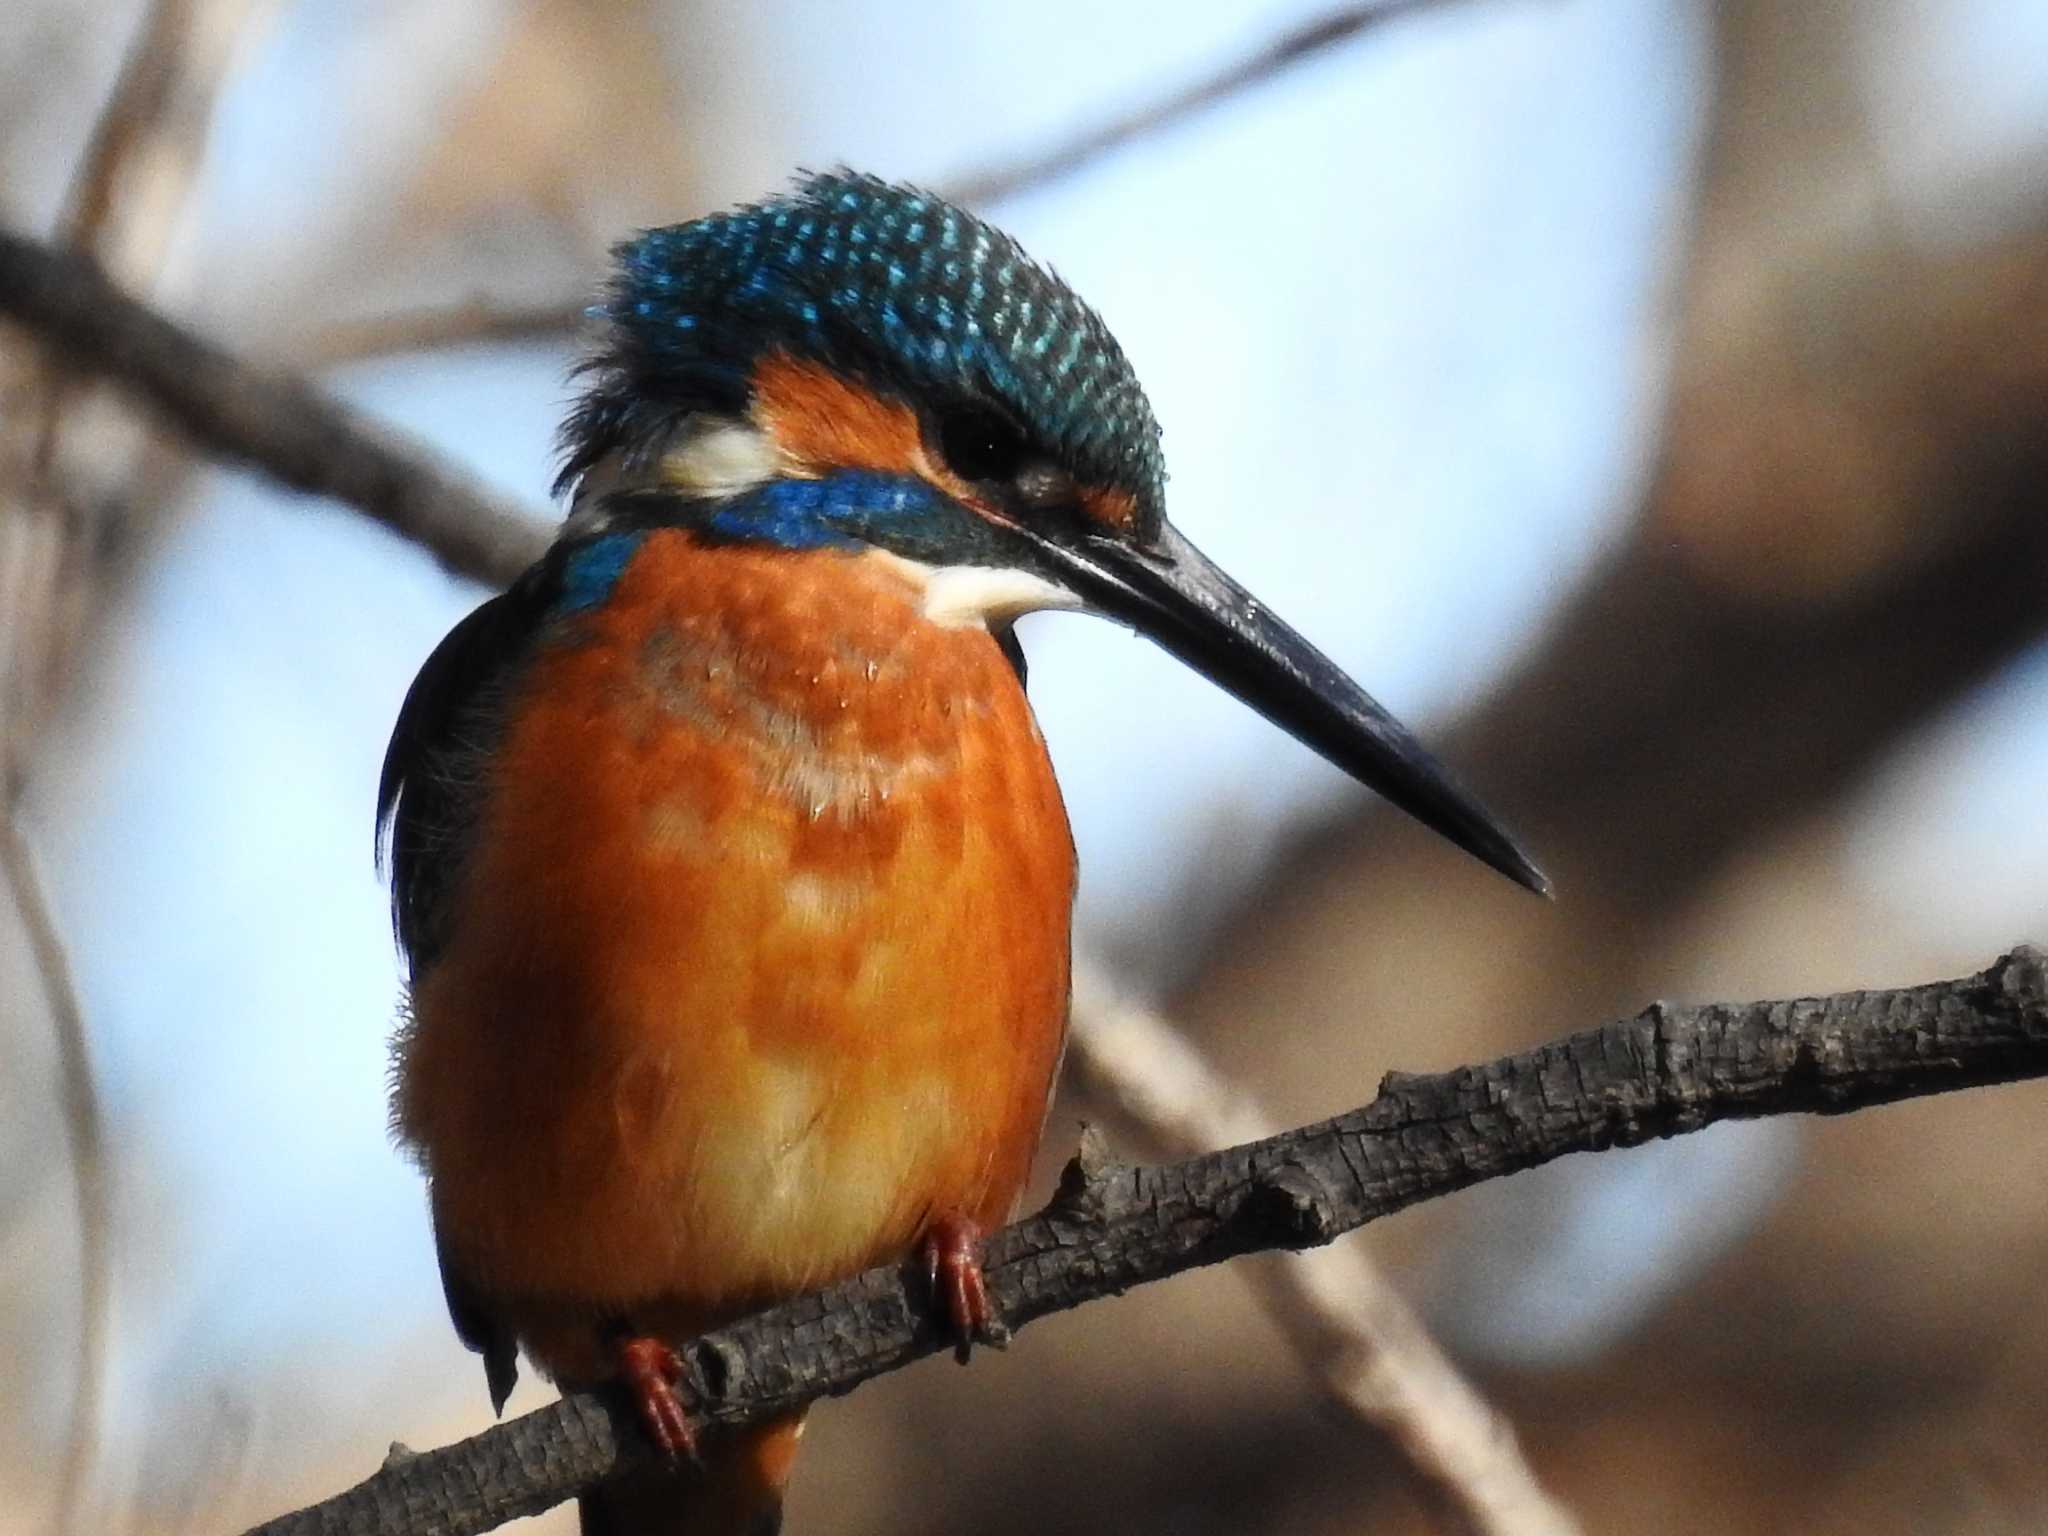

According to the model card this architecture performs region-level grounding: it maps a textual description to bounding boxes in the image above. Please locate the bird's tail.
[579,1413,805,1536]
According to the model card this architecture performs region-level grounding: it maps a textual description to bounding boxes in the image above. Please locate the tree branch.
[0,229,547,588]
[0,810,111,1536]
[247,947,2048,1536]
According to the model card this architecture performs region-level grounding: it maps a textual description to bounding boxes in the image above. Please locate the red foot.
[920,1212,997,1360]
[616,1335,697,1462]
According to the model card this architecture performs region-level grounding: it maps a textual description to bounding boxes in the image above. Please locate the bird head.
[558,171,1547,894]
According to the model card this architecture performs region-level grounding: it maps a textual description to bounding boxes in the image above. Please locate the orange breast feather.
[394,529,1075,1372]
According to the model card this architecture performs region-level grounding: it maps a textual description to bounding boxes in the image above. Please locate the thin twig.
[947,0,1466,207]
[297,299,591,369]
[36,0,278,471]
[1068,965,1580,1536]
[244,948,2048,1536]
[0,229,550,587]
[0,812,111,1536]
[57,0,230,253]
[300,0,1469,367]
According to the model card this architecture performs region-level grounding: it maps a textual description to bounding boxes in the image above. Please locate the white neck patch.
[567,415,788,533]
[664,417,789,499]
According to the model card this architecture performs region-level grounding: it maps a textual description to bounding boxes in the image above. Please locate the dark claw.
[616,1334,698,1462]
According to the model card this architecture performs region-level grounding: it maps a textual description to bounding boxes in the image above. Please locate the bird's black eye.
[936,403,1031,485]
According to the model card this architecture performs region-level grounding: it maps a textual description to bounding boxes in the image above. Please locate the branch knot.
[1994,944,2048,1030]
[1247,1161,1340,1249]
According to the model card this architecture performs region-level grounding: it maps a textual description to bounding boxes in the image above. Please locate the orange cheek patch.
[749,352,980,507]
[1080,485,1139,534]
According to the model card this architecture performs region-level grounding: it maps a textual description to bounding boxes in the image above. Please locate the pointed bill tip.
[1029,520,1554,898]
[1353,727,1551,899]
[1479,832,1553,900]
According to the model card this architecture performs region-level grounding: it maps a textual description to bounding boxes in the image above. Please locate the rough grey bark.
[247,947,2048,1536]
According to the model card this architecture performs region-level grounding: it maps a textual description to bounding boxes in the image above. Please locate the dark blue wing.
[377,557,563,977]
[378,555,564,1413]
[437,1219,520,1415]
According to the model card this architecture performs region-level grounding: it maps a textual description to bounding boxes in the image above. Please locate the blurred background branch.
[8,4,275,1532]
[1069,965,1581,1536]
[943,0,1461,206]
[298,0,1469,369]
[0,814,107,1536]
[0,230,546,585]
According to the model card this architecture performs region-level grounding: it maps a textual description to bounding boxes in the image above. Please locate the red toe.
[616,1335,697,1461]
[920,1212,996,1359]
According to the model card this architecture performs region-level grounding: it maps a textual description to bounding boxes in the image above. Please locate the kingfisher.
[378,170,1545,1536]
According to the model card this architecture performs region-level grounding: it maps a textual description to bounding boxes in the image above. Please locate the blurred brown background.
[4,1,2048,1533]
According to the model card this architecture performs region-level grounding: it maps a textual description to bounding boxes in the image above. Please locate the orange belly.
[394,530,1075,1381]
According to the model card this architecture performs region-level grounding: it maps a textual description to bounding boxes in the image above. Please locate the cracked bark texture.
[248,947,2048,1536]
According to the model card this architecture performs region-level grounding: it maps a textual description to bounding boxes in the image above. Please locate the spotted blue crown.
[562,171,1167,527]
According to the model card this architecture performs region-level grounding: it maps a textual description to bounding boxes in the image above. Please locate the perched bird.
[379,170,1545,1536]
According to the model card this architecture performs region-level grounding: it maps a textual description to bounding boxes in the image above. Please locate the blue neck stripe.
[553,470,1011,615]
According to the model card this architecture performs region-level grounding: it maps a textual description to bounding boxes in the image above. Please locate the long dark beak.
[1033,521,1550,895]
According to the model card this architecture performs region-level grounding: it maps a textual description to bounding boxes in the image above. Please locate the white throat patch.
[869,551,1085,629]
